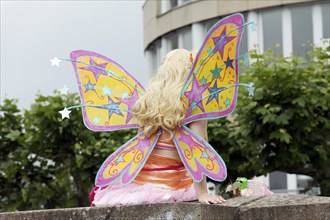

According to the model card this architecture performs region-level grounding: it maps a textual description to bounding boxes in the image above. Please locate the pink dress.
[90,137,197,206]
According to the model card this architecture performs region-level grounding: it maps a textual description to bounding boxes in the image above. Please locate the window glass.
[204,18,220,35]
[167,32,179,51]
[291,5,313,56]
[170,0,178,9]
[322,2,330,39]
[181,27,192,50]
[181,0,191,4]
[150,40,161,76]
[261,9,283,54]
[239,21,248,55]
[297,175,313,188]
[269,171,287,190]
[239,25,248,73]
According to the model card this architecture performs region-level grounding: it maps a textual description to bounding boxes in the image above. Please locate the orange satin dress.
[133,137,194,190]
[91,136,197,206]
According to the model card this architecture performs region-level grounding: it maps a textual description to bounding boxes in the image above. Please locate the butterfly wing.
[95,131,161,187]
[70,50,145,131]
[181,13,244,124]
[173,126,227,182]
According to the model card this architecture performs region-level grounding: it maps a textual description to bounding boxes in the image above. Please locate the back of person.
[91,49,225,206]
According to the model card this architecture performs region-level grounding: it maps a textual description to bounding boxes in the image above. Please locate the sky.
[0,0,147,109]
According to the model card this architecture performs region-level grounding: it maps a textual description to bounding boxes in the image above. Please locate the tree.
[209,44,330,196]
[0,93,134,211]
[0,99,25,211]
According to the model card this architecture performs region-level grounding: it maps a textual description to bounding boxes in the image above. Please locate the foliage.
[0,99,25,211]
[208,44,330,196]
[0,93,133,211]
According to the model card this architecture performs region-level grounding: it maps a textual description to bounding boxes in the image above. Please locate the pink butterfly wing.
[70,50,145,131]
[95,131,161,187]
[173,126,227,182]
[181,13,244,124]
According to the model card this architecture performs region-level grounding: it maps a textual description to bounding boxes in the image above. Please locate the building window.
[261,9,283,54]
[204,18,220,34]
[161,0,192,14]
[239,25,248,73]
[239,20,248,55]
[149,40,161,76]
[322,2,330,39]
[167,32,179,51]
[170,0,178,8]
[181,0,191,3]
[291,5,313,56]
[165,26,192,52]
[180,26,192,50]
[269,171,287,191]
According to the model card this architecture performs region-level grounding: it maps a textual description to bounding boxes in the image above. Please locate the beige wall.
[143,0,316,50]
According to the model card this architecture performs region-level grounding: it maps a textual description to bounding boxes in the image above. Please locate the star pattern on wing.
[206,83,224,104]
[224,98,231,107]
[97,96,123,120]
[184,76,210,115]
[210,63,222,81]
[224,56,234,70]
[121,92,129,98]
[212,26,236,59]
[117,88,139,124]
[116,155,125,163]
[102,85,112,95]
[83,81,96,93]
[80,57,108,82]
[200,151,209,159]
[207,47,213,55]
[200,77,207,85]
[93,117,101,124]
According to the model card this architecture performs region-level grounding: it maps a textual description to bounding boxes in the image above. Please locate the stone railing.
[0,194,329,220]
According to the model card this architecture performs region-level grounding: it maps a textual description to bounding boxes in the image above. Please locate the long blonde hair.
[133,49,196,138]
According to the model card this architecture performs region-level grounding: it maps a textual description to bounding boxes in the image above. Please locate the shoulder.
[187,120,208,141]
[187,120,208,130]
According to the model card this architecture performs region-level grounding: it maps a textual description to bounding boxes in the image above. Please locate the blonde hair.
[133,49,196,138]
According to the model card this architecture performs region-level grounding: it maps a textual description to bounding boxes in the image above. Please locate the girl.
[90,49,225,206]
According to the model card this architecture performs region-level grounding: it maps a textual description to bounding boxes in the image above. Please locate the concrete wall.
[1,194,329,220]
[143,0,316,49]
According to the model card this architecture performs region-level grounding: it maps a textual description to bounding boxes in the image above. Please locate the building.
[142,0,330,193]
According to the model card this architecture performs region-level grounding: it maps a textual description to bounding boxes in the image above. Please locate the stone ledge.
[0,194,329,220]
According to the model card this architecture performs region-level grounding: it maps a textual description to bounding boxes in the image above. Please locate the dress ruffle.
[92,180,197,206]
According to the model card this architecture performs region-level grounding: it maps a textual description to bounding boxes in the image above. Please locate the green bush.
[209,44,330,196]
[0,93,133,211]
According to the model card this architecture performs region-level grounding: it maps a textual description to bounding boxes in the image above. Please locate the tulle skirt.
[91,152,197,206]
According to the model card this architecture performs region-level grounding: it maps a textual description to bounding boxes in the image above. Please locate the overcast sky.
[1,0,147,109]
